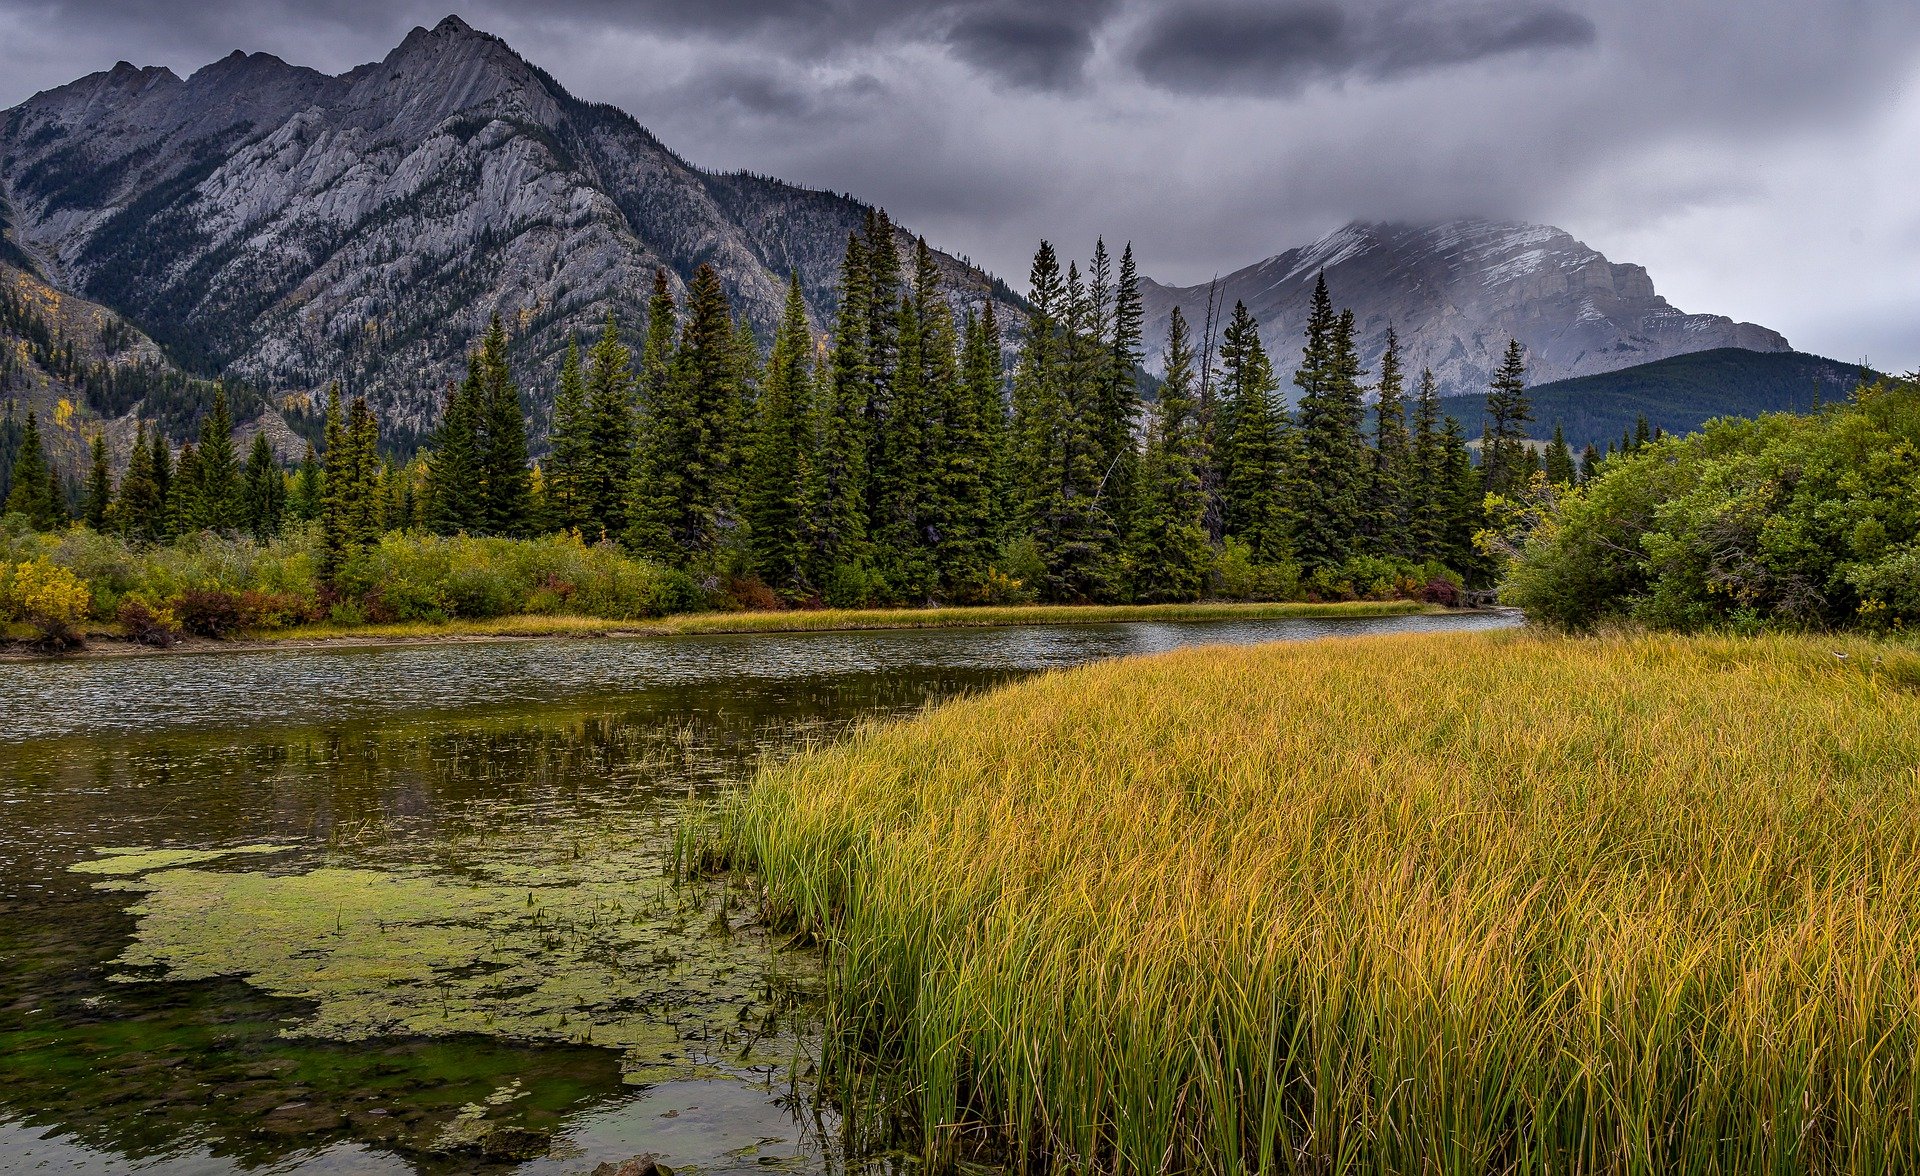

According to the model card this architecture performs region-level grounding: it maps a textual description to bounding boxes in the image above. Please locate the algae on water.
[77,818,813,1085]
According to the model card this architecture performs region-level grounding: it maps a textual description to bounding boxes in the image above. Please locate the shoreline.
[0,600,1465,662]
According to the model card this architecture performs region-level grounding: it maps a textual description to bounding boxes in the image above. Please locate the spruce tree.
[1217,301,1285,559]
[476,315,532,536]
[1579,443,1601,482]
[1482,339,1533,496]
[117,421,162,541]
[1544,422,1577,486]
[424,371,483,534]
[345,398,382,549]
[1125,308,1209,602]
[545,338,592,533]
[583,312,636,540]
[806,236,873,591]
[289,443,323,523]
[242,432,286,540]
[191,387,240,531]
[3,410,55,529]
[150,428,173,540]
[626,270,683,560]
[1370,327,1411,556]
[1098,243,1143,534]
[318,385,351,579]
[1439,416,1485,581]
[629,264,740,565]
[83,435,113,531]
[1289,276,1370,571]
[1406,368,1448,563]
[938,304,1002,599]
[167,441,201,537]
[743,275,814,597]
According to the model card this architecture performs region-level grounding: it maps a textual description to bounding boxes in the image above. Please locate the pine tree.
[626,270,683,560]
[117,422,162,541]
[1217,301,1286,560]
[425,370,483,534]
[1289,276,1370,571]
[1125,308,1209,602]
[289,444,322,524]
[1438,416,1485,581]
[1544,422,1576,486]
[805,236,872,591]
[1406,368,1449,563]
[242,432,286,540]
[166,441,200,537]
[318,386,351,579]
[345,397,382,549]
[150,428,173,540]
[743,275,814,597]
[583,312,636,540]
[1579,443,1601,482]
[544,338,592,533]
[1482,339,1533,496]
[1097,243,1143,534]
[629,264,741,565]
[3,410,56,529]
[83,435,113,531]
[1369,327,1411,556]
[189,387,240,531]
[476,315,532,536]
[937,304,1001,599]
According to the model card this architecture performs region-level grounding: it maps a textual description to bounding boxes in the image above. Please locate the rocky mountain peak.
[1143,217,1788,396]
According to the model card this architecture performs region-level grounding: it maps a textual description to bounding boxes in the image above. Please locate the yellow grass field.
[701,629,1920,1174]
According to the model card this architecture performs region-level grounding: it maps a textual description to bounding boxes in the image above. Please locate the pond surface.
[0,611,1515,1174]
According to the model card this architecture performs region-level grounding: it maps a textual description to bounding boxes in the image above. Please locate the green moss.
[70,844,294,875]
[78,825,814,1085]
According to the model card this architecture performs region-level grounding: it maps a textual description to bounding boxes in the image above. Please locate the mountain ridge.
[1141,219,1789,397]
[0,15,1018,443]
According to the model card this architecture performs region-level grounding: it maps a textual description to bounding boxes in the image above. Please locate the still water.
[0,612,1514,1174]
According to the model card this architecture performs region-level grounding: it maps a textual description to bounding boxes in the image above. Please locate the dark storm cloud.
[1,0,1918,368]
[1132,1,1598,95]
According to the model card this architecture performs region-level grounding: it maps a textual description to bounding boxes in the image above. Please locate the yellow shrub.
[8,558,93,644]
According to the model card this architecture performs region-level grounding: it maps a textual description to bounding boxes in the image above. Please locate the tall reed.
[701,630,1920,1174]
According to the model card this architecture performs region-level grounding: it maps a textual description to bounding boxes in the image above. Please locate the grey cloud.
[1132,1,1597,95]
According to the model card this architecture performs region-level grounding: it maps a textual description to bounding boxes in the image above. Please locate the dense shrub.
[115,594,180,647]
[2,558,93,646]
[1503,378,1920,632]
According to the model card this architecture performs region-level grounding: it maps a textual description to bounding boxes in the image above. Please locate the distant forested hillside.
[1444,349,1872,451]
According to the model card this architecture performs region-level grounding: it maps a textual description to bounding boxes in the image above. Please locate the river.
[0,611,1515,1174]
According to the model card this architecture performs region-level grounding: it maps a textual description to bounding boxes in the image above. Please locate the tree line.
[6,211,1585,607]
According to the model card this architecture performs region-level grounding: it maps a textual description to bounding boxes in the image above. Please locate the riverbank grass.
[251,599,1435,643]
[701,629,1920,1173]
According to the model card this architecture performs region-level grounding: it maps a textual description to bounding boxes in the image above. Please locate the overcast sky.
[2,0,1916,370]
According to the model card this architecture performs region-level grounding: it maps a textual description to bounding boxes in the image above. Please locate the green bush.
[1503,379,1920,632]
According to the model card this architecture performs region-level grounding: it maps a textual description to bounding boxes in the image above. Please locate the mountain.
[1141,220,1789,398]
[1440,348,1869,453]
[0,16,1019,445]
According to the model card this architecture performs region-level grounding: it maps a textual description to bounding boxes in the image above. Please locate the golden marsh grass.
[701,630,1920,1174]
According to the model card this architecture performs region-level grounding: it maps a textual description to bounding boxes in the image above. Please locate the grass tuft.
[701,629,1920,1173]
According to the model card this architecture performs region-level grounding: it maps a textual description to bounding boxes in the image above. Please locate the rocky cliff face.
[0,17,1016,442]
[1141,220,1789,398]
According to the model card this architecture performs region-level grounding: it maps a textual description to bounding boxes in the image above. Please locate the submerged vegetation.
[701,628,1920,1173]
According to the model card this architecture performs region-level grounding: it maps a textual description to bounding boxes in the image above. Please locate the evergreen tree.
[1406,368,1449,563]
[1482,339,1533,496]
[3,410,56,529]
[242,432,286,540]
[1438,416,1485,580]
[626,270,683,560]
[1125,308,1209,602]
[1634,414,1653,450]
[345,398,382,550]
[150,428,173,540]
[83,435,113,531]
[424,370,483,534]
[476,315,532,536]
[166,441,200,537]
[117,422,162,541]
[544,338,592,533]
[190,387,240,531]
[938,304,1002,599]
[805,236,873,591]
[1544,422,1577,486]
[1579,443,1601,482]
[743,275,815,597]
[289,443,323,523]
[1369,327,1411,556]
[629,264,741,564]
[583,312,636,540]
[1216,301,1286,560]
[1289,276,1370,570]
[318,387,351,579]
[1097,243,1143,535]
